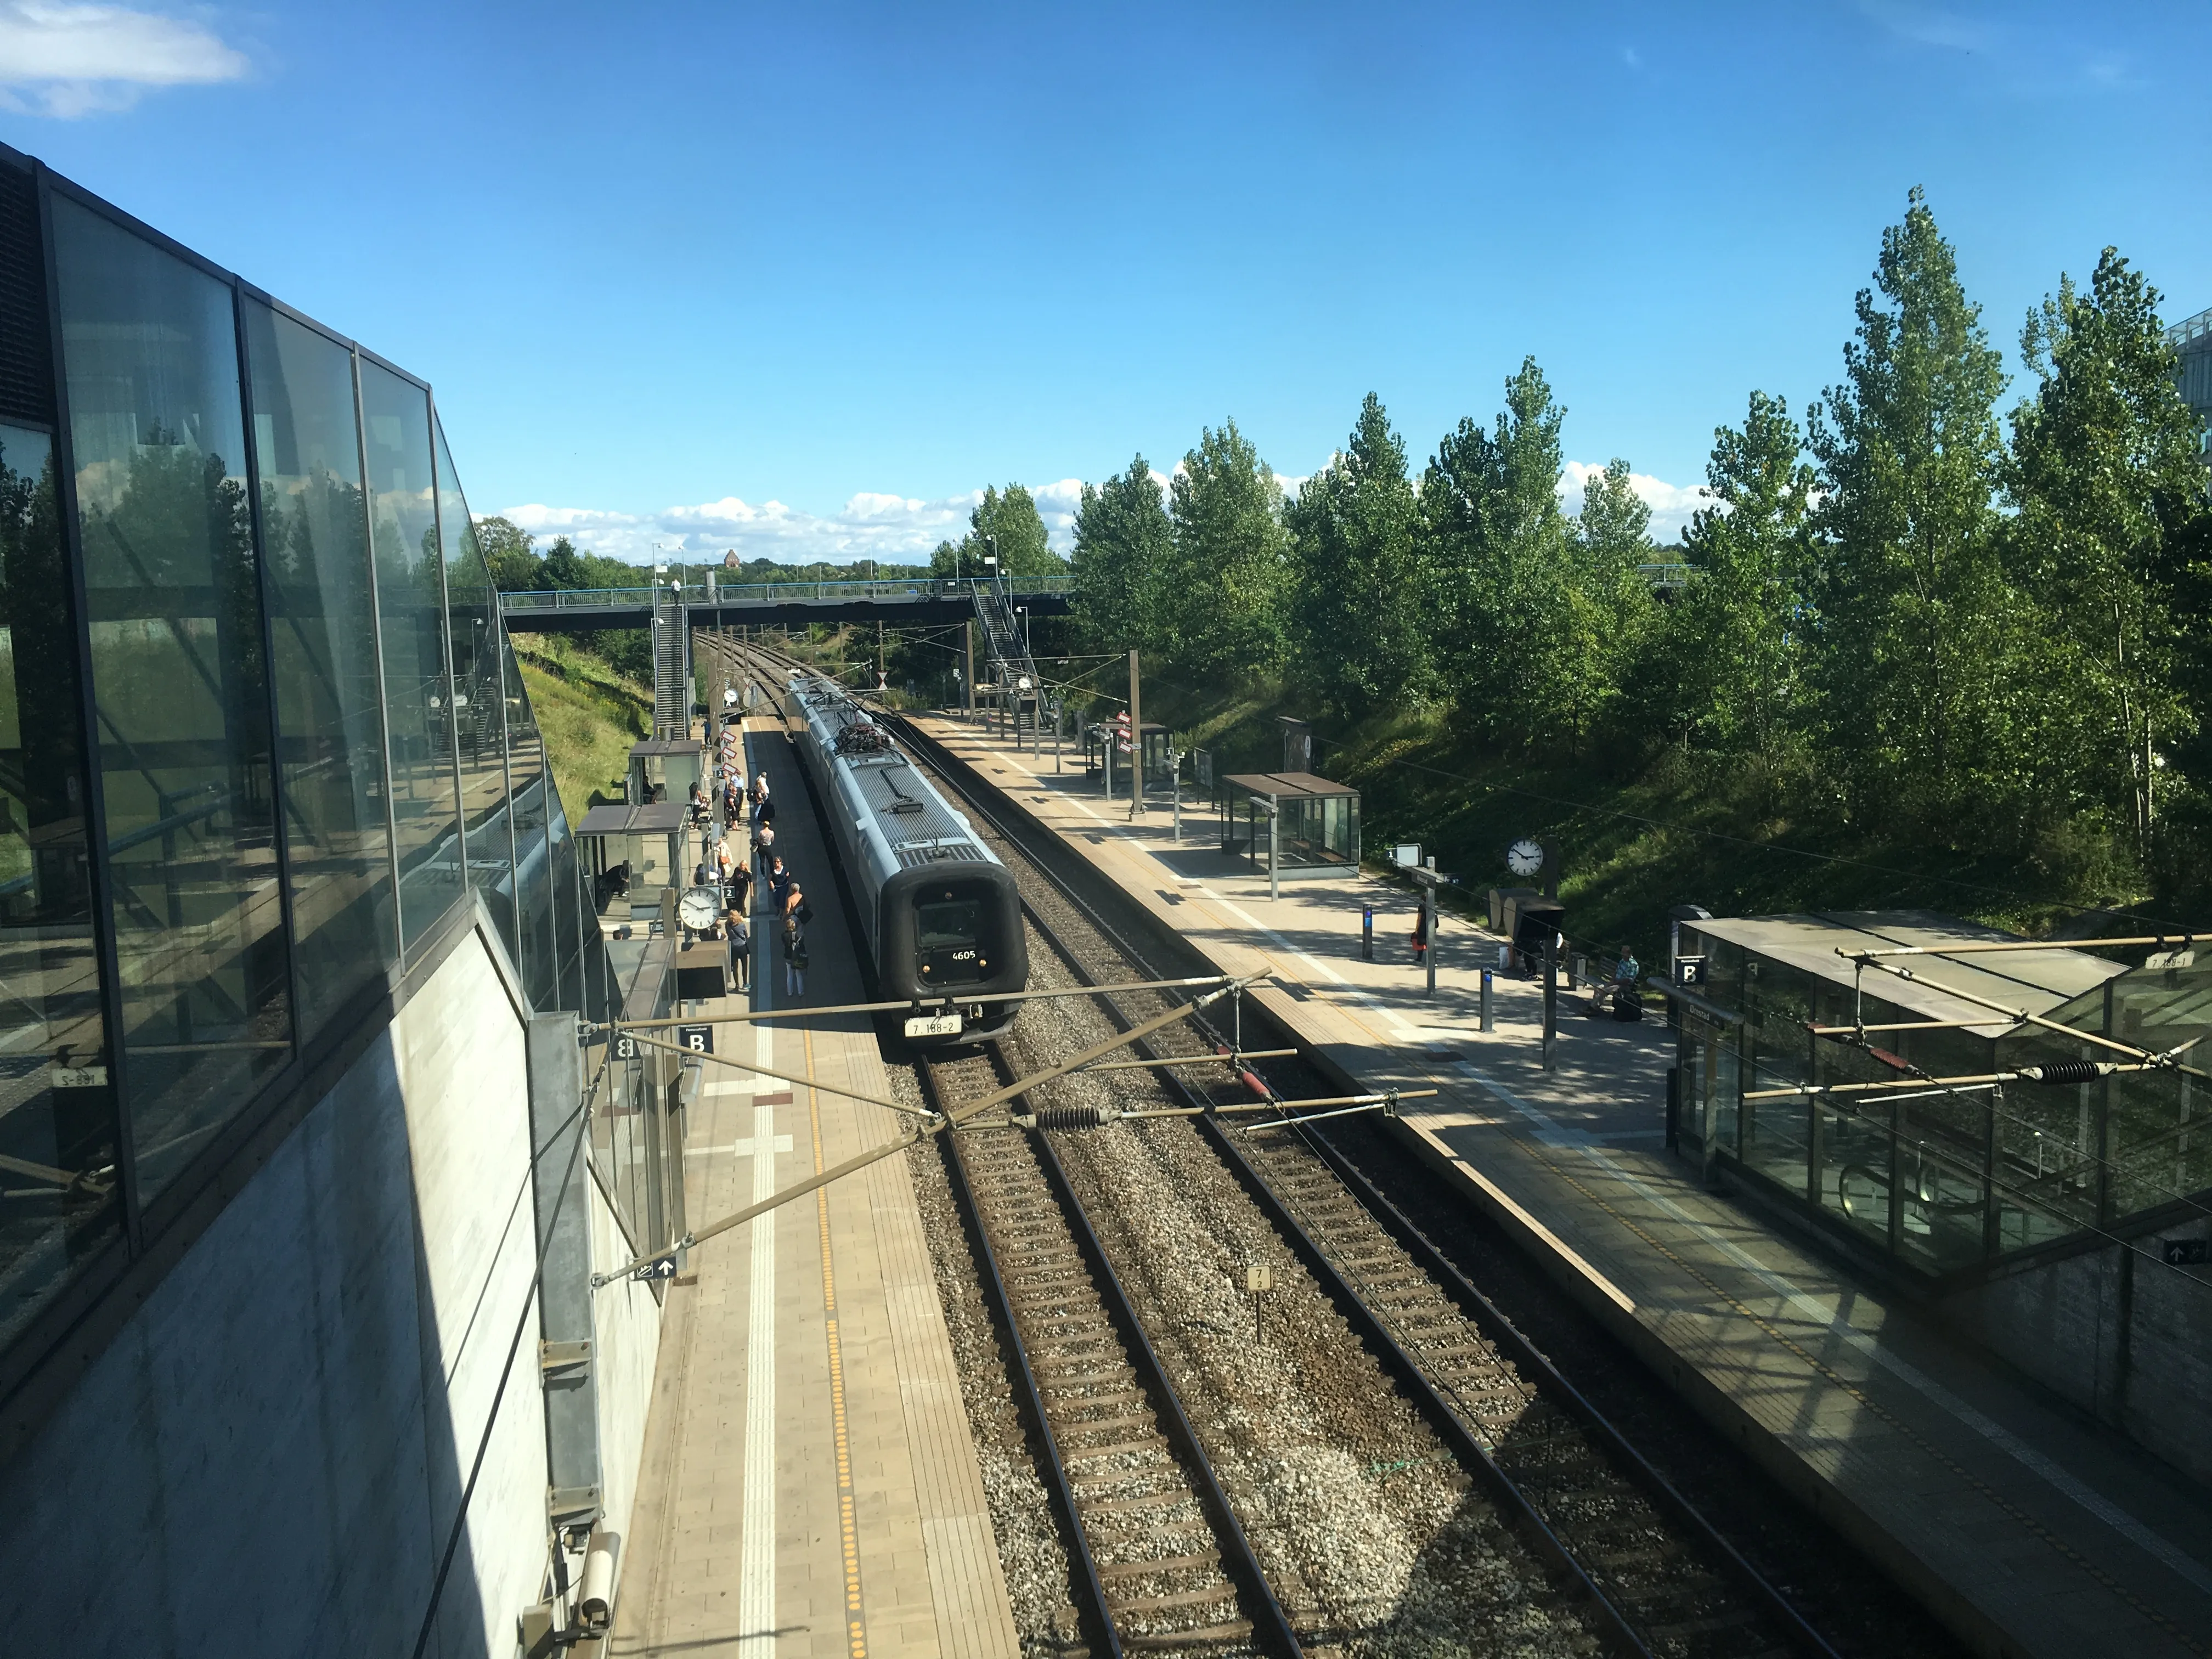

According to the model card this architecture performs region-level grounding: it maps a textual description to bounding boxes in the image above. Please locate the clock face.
[679,885,724,929]
[1507,838,1544,877]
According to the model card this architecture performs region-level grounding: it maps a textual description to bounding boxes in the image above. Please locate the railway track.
[882,710,1847,1659]
[923,1046,1296,1657]
[710,635,1905,1657]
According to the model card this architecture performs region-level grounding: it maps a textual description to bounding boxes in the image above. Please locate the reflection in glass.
[360,363,460,949]
[54,200,294,1203]
[433,420,515,961]
[243,303,396,1036]
[0,422,122,1344]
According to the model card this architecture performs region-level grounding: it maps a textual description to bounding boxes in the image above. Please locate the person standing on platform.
[726,902,751,992]
[782,913,808,998]
[727,864,752,919]
[768,856,793,916]
[754,820,776,879]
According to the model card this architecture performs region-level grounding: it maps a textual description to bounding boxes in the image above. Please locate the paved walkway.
[916,710,2212,1659]
[612,713,1018,1659]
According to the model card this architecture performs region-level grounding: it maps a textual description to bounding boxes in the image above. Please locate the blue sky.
[6,1,2209,562]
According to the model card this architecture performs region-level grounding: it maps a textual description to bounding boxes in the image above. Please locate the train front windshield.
[916,893,992,985]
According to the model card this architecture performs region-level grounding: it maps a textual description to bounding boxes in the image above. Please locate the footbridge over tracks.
[499,574,1077,631]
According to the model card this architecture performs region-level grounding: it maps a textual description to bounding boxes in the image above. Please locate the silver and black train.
[780,673,1026,1042]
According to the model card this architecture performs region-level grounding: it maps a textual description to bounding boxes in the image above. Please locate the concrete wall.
[0,921,663,1656]
[1942,1218,2212,1487]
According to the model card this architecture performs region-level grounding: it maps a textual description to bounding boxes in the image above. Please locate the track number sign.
[678,1024,713,1055]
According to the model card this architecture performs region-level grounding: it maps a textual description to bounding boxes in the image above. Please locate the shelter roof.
[575,802,690,836]
[1688,910,2125,1036]
[628,738,701,757]
[1220,771,1357,799]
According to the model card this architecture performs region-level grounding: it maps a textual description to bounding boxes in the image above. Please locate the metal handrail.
[498,575,1076,610]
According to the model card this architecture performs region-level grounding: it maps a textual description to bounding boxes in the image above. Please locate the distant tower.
[722,548,739,568]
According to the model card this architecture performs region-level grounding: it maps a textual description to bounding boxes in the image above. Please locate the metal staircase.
[652,583,690,738]
[971,582,1042,739]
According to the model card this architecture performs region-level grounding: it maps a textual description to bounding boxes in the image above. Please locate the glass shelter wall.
[0,153,616,1385]
[54,196,294,1207]
[1678,922,2212,1285]
[0,420,120,1350]
[360,360,460,952]
[244,300,397,1037]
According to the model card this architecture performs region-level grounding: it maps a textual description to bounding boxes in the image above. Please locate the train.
[778,669,1028,1043]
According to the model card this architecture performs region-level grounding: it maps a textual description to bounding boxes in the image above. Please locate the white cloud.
[1558,460,1703,543]
[498,479,1093,568]
[0,3,247,117]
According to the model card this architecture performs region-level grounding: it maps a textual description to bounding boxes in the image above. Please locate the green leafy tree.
[540,535,588,590]
[1808,187,2012,817]
[1071,455,1173,650]
[930,483,1065,577]
[1562,458,1660,745]
[1286,394,1429,716]
[1165,419,1290,680]
[475,514,540,591]
[1660,394,1818,761]
[1420,357,1576,745]
[2008,247,2211,853]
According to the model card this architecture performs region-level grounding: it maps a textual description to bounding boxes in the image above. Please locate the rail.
[890,701,1844,1659]
[498,576,1076,612]
[927,1051,1302,1657]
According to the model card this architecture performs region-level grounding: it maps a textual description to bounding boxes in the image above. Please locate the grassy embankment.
[511,634,653,826]
[1133,677,2159,963]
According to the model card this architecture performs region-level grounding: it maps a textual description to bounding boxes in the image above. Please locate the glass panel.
[242,302,396,1037]
[359,362,460,949]
[548,799,579,1007]
[0,421,121,1344]
[515,780,554,1008]
[501,629,550,1002]
[54,200,293,1203]
[471,802,516,961]
[433,422,510,932]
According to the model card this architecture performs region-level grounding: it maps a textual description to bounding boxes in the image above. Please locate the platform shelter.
[627,735,706,805]
[1672,910,2212,1282]
[1215,771,1361,878]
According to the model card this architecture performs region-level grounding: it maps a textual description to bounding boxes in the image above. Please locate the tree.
[475,515,539,592]
[1808,187,2012,818]
[1562,458,1660,744]
[2007,247,2210,853]
[930,483,1065,577]
[1286,394,1430,716]
[1071,455,1173,651]
[540,534,587,590]
[1165,420,1290,680]
[1421,357,1577,745]
[1660,394,1818,761]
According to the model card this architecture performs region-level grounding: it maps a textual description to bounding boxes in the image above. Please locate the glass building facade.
[1673,913,2210,1284]
[0,145,617,1381]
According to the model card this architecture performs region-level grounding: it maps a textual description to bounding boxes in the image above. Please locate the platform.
[612,714,1019,1659]
[912,711,2212,1659]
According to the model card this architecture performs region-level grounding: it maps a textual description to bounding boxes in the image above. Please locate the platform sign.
[905,1012,963,1039]
[2161,1237,2210,1266]
[614,1032,640,1062]
[678,1024,714,1056]
[1673,955,1708,989]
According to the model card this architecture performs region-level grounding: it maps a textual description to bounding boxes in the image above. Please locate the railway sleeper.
[1109,1584,1246,1616]
[1093,1551,1223,1581]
